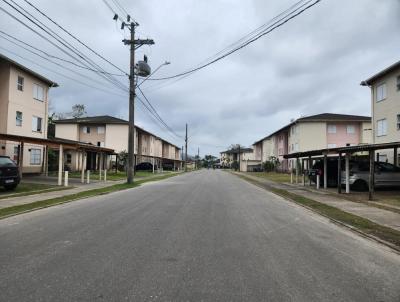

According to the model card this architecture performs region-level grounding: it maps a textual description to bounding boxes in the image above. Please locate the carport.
[0,133,115,186]
[284,142,400,200]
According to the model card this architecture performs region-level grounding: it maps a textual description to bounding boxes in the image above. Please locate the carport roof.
[284,141,400,159]
[0,133,115,153]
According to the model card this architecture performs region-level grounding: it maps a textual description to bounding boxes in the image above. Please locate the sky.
[0,0,399,157]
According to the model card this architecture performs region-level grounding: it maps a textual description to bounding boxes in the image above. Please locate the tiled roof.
[55,115,128,124]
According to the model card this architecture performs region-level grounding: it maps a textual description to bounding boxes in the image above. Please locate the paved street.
[0,170,400,302]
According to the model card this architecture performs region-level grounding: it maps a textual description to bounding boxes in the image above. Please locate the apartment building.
[54,115,181,171]
[361,60,400,164]
[0,54,58,173]
[253,113,372,172]
[220,147,260,171]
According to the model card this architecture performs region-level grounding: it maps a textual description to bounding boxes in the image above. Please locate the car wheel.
[352,180,368,192]
[4,184,18,191]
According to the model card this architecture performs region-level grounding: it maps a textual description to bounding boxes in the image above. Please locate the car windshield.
[0,157,16,166]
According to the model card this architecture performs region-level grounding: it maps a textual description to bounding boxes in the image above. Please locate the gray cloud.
[0,0,398,156]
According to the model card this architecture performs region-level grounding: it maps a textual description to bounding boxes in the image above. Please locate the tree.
[117,150,128,171]
[71,104,87,118]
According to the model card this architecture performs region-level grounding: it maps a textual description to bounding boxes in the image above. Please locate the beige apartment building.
[220,147,260,171]
[361,60,400,164]
[253,113,372,172]
[55,116,182,171]
[0,54,58,173]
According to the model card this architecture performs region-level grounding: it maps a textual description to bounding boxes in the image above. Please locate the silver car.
[341,161,400,190]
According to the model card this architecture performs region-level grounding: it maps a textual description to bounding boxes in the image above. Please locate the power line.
[0,46,126,97]
[0,30,126,76]
[1,0,129,93]
[22,0,129,75]
[146,0,321,82]
[137,87,183,139]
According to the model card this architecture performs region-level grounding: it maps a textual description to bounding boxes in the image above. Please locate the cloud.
[0,0,398,156]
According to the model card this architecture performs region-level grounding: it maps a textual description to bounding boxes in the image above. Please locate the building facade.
[55,116,182,171]
[0,54,58,173]
[362,60,400,164]
[253,113,372,172]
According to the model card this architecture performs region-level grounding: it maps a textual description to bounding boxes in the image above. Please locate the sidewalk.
[237,172,400,232]
[0,180,124,209]
[0,173,168,210]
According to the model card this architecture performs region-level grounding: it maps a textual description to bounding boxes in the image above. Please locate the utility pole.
[185,123,188,172]
[197,147,200,169]
[238,145,241,172]
[123,22,154,184]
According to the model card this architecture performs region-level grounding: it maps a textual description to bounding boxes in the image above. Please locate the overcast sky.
[1,0,399,156]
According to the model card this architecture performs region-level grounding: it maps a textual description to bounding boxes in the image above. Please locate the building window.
[346,125,355,134]
[376,83,386,102]
[66,153,72,164]
[295,143,299,151]
[17,76,24,91]
[327,143,337,148]
[397,76,400,91]
[327,124,337,134]
[97,141,104,147]
[83,126,91,134]
[16,111,22,126]
[397,114,400,130]
[30,148,41,165]
[97,126,105,134]
[32,116,42,132]
[377,119,387,136]
[33,84,44,101]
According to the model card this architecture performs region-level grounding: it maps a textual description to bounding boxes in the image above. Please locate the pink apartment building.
[253,113,372,172]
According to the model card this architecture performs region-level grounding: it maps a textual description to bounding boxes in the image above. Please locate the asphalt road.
[1,170,400,302]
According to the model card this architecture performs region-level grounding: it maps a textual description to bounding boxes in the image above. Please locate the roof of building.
[253,113,371,144]
[0,53,58,87]
[55,115,128,125]
[220,147,253,154]
[55,115,181,149]
[361,60,400,86]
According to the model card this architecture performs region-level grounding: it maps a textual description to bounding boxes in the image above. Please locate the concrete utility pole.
[238,145,241,172]
[197,147,200,169]
[185,123,188,172]
[123,22,154,184]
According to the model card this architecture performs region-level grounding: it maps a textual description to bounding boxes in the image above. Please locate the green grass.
[0,172,181,219]
[0,183,71,200]
[247,172,291,183]
[48,170,172,181]
[238,174,400,249]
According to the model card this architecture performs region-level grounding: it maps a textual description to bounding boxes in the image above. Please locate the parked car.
[135,162,156,171]
[341,161,400,191]
[309,157,340,187]
[0,156,20,190]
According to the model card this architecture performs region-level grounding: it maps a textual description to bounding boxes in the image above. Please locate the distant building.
[220,147,260,171]
[253,113,372,172]
[0,54,58,173]
[361,60,400,163]
[55,115,182,171]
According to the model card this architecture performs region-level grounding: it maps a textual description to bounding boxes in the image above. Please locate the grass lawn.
[0,172,181,219]
[48,170,173,181]
[0,183,70,200]
[248,172,291,183]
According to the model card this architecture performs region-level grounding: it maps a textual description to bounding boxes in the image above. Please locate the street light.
[137,61,171,88]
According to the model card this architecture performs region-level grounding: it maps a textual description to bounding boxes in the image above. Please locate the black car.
[135,162,156,171]
[0,156,20,190]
